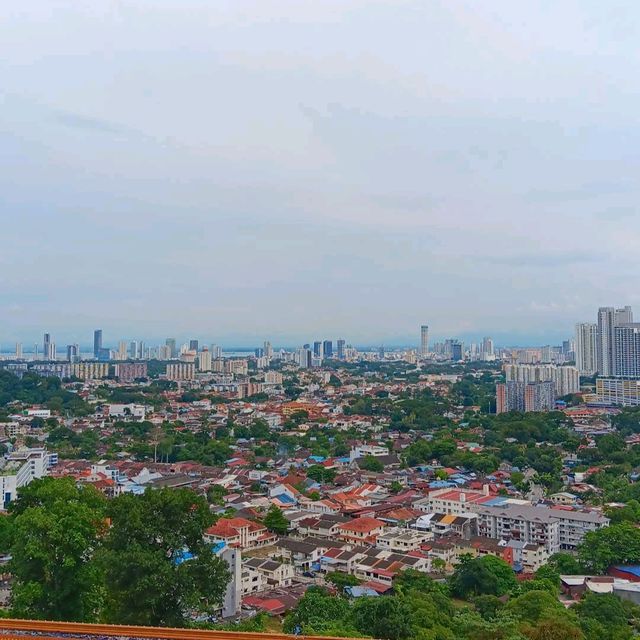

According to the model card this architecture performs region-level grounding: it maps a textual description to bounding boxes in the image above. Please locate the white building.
[575,322,598,376]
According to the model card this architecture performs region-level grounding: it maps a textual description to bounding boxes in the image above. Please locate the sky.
[2,1,640,348]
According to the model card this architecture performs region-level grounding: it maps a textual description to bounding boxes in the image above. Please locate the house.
[550,492,579,506]
[376,528,432,553]
[204,517,277,549]
[297,514,350,538]
[338,517,386,544]
[244,557,295,589]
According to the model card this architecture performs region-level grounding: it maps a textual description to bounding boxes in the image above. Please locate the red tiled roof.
[338,516,385,533]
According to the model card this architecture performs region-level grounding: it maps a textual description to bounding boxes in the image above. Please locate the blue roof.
[309,455,326,462]
[345,586,379,598]
[484,497,510,506]
[429,481,455,488]
[614,566,640,577]
[175,542,226,565]
[275,493,296,504]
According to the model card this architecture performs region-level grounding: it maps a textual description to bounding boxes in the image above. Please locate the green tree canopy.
[100,487,230,626]
[263,504,289,535]
[9,477,107,621]
[450,554,517,598]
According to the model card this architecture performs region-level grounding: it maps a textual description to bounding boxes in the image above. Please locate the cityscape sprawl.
[1,309,640,638]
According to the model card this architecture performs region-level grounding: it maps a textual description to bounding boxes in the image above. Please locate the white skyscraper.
[198,348,212,372]
[597,306,633,376]
[575,323,598,376]
[420,325,429,357]
[481,337,495,361]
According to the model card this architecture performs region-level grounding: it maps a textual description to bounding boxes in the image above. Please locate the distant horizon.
[0,331,576,353]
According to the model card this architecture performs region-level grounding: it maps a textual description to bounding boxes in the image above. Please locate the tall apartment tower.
[93,329,103,358]
[481,337,494,360]
[66,344,80,363]
[165,338,177,359]
[322,340,333,359]
[597,306,633,375]
[337,339,346,360]
[575,323,598,376]
[420,325,429,357]
[614,323,640,378]
[43,333,56,361]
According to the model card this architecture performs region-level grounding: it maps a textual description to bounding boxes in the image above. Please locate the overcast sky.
[2,1,639,347]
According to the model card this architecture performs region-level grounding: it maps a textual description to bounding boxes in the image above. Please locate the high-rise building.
[503,363,579,397]
[451,340,464,361]
[263,341,273,359]
[524,381,556,412]
[598,306,633,376]
[189,339,199,352]
[575,323,598,376]
[614,324,640,378]
[210,344,222,359]
[337,339,346,360]
[43,333,56,361]
[166,362,195,381]
[323,340,333,359]
[117,341,128,361]
[66,344,80,363]
[15,343,23,360]
[198,348,212,372]
[297,347,312,369]
[115,362,148,382]
[541,346,553,363]
[481,337,495,361]
[165,338,177,359]
[129,341,139,360]
[420,325,429,357]
[93,329,103,359]
[496,382,525,413]
[596,378,640,406]
[496,380,555,413]
[313,341,323,359]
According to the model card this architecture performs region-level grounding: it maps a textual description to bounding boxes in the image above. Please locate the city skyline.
[2,2,640,342]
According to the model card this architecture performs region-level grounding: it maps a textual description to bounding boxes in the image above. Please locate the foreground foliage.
[7,478,230,625]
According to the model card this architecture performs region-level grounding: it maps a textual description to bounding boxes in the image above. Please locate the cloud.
[479,252,606,268]
[52,111,133,135]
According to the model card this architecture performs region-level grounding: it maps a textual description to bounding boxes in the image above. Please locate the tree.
[326,572,361,590]
[206,484,228,506]
[283,587,352,635]
[306,464,337,484]
[351,595,413,640]
[450,555,517,598]
[577,592,626,623]
[524,618,584,640]
[263,504,289,535]
[359,455,384,473]
[9,477,107,621]
[548,552,585,575]
[507,590,566,624]
[100,488,230,626]
[390,480,404,494]
[578,523,640,573]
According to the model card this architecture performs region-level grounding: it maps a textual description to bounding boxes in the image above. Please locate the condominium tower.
[575,323,598,376]
[420,325,429,357]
